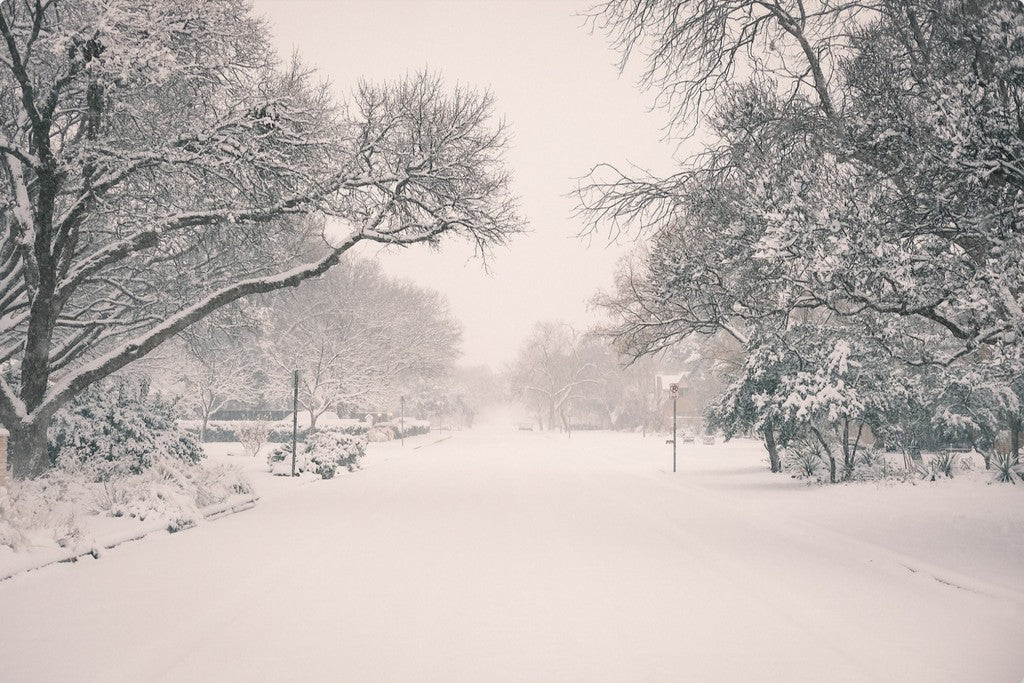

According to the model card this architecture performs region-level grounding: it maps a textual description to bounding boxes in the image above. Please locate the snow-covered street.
[1,430,1022,682]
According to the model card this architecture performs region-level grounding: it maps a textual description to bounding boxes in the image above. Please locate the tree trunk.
[8,418,51,479]
[841,420,855,481]
[762,425,781,473]
[1012,417,1020,459]
[200,414,209,443]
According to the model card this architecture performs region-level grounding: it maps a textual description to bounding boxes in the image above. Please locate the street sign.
[669,382,678,396]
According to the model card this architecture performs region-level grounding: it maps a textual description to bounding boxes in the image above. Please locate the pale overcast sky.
[251,0,679,369]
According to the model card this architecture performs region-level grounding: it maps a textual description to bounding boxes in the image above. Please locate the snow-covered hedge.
[181,420,369,443]
[366,419,430,442]
[267,430,367,479]
[182,417,429,443]
[386,418,431,439]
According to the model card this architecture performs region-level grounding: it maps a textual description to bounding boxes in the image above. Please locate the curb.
[0,494,260,582]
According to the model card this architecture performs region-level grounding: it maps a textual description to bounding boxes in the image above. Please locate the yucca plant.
[991,452,1023,484]
[930,452,958,479]
[784,436,827,479]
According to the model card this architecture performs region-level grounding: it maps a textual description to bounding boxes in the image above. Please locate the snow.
[0,430,1021,681]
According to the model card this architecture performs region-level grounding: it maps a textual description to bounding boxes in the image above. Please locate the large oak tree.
[0,0,520,476]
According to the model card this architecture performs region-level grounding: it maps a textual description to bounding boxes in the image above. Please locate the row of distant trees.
[579,0,1024,480]
[505,321,718,434]
[137,260,462,439]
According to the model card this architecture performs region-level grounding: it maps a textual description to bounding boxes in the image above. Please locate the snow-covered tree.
[176,319,265,442]
[0,0,520,476]
[581,0,1024,477]
[260,260,461,432]
[508,322,600,432]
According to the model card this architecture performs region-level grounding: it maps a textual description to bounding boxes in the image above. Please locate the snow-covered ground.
[1,429,1022,681]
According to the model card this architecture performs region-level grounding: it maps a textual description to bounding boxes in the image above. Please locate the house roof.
[656,372,691,390]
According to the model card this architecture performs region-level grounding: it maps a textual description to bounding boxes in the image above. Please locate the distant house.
[209,399,290,421]
[655,371,703,433]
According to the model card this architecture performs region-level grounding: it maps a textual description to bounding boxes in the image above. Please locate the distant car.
[681,433,696,444]
[702,435,716,445]
[516,421,535,431]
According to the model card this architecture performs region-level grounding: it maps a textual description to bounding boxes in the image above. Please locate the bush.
[367,426,396,442]
[50,379,204,481]
[382,419,431,439]
[236,421,270,458]
[267,429,367,479]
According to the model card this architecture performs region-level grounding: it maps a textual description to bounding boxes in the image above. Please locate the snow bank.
[0,457,254,579]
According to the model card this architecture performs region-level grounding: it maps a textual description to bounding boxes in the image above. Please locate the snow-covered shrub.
[991,451,1024,484]
[0,380,255,549]
[87,455,252,524]
[367,426,396,442]
[236,421,271,458]
[267,430,367,479]
[846,449,908,482]
[267,442,302,476]
[384,419,431,439]
[0,484,30,551]
[50,379,204,481]
[310,431,366,474]
[0,477,93,553]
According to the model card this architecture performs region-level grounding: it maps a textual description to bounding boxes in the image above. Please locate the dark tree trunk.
[762,425,781,473]
[8,418,51,479]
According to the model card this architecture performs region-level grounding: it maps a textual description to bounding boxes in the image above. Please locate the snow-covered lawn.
[0,430,1021,681]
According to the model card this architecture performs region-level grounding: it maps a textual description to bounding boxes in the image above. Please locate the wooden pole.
[672,393,677,473]
[291,370,299,477]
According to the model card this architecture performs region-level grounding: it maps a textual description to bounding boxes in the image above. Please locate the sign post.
[669,382,678,473]
[291,369,299,477]
[400,395,406,447]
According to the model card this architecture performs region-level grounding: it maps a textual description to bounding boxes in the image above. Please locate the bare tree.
[508,322,599,433]
[261,260,461,432]
[0,0,520,476]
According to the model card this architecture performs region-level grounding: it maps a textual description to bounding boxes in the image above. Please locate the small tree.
[237,421,270,459]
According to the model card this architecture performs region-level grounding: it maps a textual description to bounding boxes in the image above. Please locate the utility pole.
[670,382,678,473]
[291,369,299,477]
[400,395,406,447]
